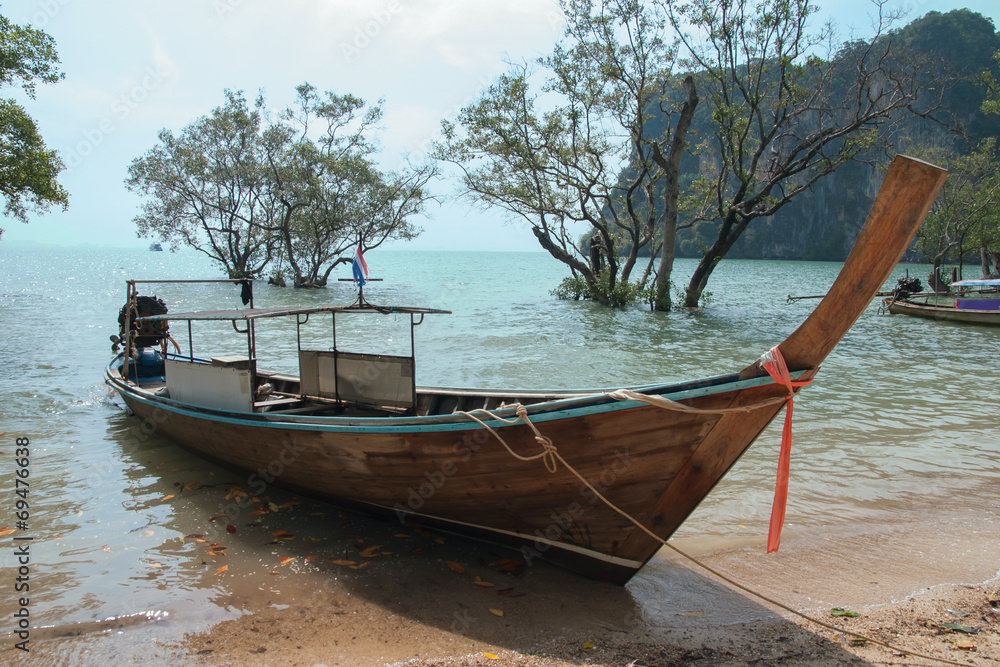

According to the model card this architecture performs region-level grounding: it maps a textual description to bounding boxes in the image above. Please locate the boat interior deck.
[116,365,588,419]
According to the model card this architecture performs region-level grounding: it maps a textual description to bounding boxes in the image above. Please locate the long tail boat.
[105,156,947,583]
[885,278,1000,326]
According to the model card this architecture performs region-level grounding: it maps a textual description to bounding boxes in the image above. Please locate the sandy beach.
[187,485,1000,667]
[15,480,999,666]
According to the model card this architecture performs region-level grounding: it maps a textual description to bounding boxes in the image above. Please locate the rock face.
[659,9,1000,262]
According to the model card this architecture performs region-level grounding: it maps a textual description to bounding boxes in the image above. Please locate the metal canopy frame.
[122,279,253,382]
[123,279,450,406]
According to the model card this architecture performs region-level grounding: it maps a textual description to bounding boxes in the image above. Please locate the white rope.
[454,399,971,667]
[606,388,788,414]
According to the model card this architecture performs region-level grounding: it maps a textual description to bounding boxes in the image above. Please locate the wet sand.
[13,482,1000,666]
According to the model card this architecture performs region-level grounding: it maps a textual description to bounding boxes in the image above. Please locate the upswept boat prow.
[105,155,947,584]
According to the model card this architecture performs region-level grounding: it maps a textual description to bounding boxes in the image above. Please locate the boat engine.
[116,295,170,350]
[893,276,922,299]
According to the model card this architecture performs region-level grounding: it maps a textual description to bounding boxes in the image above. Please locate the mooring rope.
[456,387,975,667]
[605,388,789,414]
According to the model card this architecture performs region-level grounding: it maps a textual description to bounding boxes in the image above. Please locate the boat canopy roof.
[136,303,451,323]
[950,279,1000,287]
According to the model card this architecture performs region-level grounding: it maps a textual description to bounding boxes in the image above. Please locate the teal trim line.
[110,366,804,436]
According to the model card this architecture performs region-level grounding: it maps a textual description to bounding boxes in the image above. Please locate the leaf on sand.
[185,533,205,539]
[483,653,499,660]
[207,550,226,557]
[278,556,295,566]
[329,559,357,566]
[0,527,15,537]
[831,608,861,618]
[497,561,524,572]
[162,494,175,501]
[349,562,371,570]
[147,562,165,569]
[940,622,977,634]
[361,546,382,558]
[446,561,466,574]
[394,533,410,538]
[272,530,294,537]
[304,554,317,563]
[582,641,595,649]
[101,545,112,552]
[216,565,228,574]
[493,588,526,597]
[849,638,867,646]
[185,481,200,490]
[952,637,977,650]
[488,608,504,618]
[268,502,280,512]
[226,524,237,534]
[474,576,495,587]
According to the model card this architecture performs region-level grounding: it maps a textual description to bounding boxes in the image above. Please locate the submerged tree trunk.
[684,212,749,308]
[982,247,1000,278]
[650,77,698,312]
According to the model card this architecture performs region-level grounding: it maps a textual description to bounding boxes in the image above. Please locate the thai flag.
[352,245,368,288]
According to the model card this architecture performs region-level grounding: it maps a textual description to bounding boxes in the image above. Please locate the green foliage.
[126,85,433,282]
[436,0,694,310]
[0,13,67,238]
[913,138,1000,277]
[126,90,275,279]
[551,270,652,308]
[983,50,1000,116]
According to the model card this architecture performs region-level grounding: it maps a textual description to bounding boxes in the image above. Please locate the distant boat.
[105,156,946,583]
[149,243,163,251]
[885,278,1000,326]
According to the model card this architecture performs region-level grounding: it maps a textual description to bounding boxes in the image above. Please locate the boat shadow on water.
[19,423,869,665]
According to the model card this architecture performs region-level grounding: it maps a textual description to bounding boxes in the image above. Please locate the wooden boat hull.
[888,299,1000,326]
[106,155,948,582]
[109,368,794,582]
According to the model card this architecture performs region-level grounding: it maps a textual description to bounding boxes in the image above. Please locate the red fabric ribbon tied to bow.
[759,346,812,553]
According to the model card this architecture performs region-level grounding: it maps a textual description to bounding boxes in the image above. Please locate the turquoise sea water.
[0,245,998,658]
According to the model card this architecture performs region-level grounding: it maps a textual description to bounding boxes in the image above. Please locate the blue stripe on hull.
[106,359,797,435]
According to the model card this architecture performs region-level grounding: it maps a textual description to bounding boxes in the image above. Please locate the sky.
[2,0,999,251]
